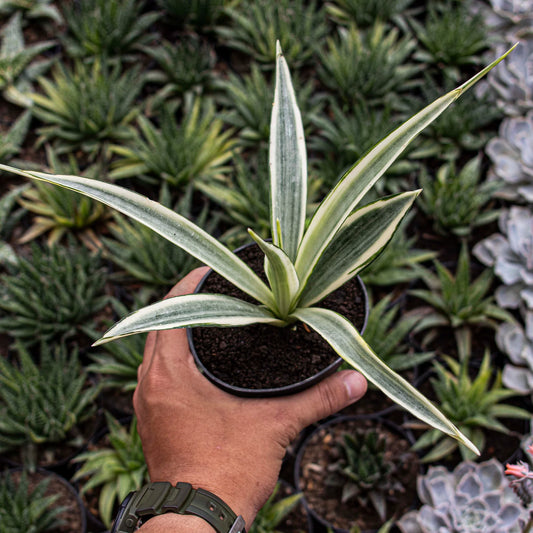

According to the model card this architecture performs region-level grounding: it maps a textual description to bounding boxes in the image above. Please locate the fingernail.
[342,372,367,401]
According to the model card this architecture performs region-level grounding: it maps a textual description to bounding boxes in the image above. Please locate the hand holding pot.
[134,267,368,532]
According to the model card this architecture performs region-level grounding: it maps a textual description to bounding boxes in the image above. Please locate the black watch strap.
[111,481,246,533]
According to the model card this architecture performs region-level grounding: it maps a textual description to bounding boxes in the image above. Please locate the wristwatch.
[111,481,246,533]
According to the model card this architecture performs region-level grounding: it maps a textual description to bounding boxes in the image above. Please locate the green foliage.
[0,0,61,23]
[310,101,405,192]
[62,0,159,59]
[0,108,30,162]
[73,413,148,528]
[317,23,419,107]
[0,185,26,266]
[360,213,436,288]
[410,2,489,79]
[417,156,501,237]
[361,295,433,372]
[326,429,401,522]
[0,241,109,346]
[110,97,235,188]
[143,36,216,110]
[0,343,98,462]
[103,185,216,286]
[412,352,530,462]
[0,12,55,107]
[31,59,142,157]
[198,150,271,247]
[325,0,414,27]
[217,0,327,68]
[411,243,515,360]
[0,470,65,532]
[17,148,110,246]
[85,299,146,393]
[249,482,303,533]
[156,0,226,29]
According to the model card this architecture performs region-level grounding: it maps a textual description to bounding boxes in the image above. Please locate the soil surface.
[191,244,367,391]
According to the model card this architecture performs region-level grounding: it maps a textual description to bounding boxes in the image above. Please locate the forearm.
[138,514,216,532]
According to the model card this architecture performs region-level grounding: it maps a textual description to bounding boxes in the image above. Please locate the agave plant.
[0,108,31,164]
[324,0,414,27]
[0,184,26,266]
[0,12,55,107]
[0,0,62,23]
[398,459,527,532]
[486,111,533,203]
[0,44,516,453]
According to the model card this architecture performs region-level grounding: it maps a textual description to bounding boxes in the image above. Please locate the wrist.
[138,513,215,532]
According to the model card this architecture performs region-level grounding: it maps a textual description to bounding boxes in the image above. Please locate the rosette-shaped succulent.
[473,0,533,40]
[487,41,533,116]
[398,459,527,532]
[486,111,533,202]
[498,314,533,394]
[473,206,533,312]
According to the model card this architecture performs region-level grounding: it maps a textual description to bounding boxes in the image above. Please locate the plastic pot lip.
[292,414,414,533]
[187,242,369,398]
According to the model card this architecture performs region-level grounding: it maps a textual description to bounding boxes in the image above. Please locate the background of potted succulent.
[1,1,533,530]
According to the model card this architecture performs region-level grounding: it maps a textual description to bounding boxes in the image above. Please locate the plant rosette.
[188,242,368,396]
[7,467,87,533]
[294,415,419,533]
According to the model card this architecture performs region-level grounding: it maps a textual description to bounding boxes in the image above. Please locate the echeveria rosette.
[472,0,533,41]
[486,111,533,203]
[0,44,516,455]
[398,459,527,533]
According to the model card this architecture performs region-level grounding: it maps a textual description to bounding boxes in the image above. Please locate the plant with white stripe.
[0,43,516,454]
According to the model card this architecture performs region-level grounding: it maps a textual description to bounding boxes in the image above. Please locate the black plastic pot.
[294,415,419,533]
[187,243,369,397]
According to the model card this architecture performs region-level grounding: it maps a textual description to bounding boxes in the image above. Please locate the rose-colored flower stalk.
[506,444,533,532]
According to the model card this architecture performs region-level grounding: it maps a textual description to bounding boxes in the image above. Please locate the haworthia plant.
[0,43,517,454]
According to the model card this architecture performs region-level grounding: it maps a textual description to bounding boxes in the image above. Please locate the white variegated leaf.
[295,48,516,288]
[94,294,284,345]
[270,41,307,262]
[298,191,418,307]
[291,307,479,454]
[0,164,276,309]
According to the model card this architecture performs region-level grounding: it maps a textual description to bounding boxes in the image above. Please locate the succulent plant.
[326,429,403,522]
[0,108,31,164]
[0,12,55,107]
[473,0,533,41]
[0,470,65,532]
[0,184,26,266]
[325,0,414,28]
[0,241,109,346]
[73,413,148,528]
[0,0,62,23]
[485,111,533,203]
[473,206,533,314]
[417,156,501,237]
[155,0,226,29]
[398,458,527,532]
[487,41,533,117]
[0,45,517,453]
[411,351,530,462]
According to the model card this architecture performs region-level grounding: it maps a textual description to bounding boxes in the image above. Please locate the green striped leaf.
[93,294,284,345]
[0,164,276,309]
[298,191,418,307]
[270,41,307,262]
[294,47,516,289]
[248,229,300,318]
[291,307,479,454]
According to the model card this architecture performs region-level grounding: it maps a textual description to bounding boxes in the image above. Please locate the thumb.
[285,370,367,431]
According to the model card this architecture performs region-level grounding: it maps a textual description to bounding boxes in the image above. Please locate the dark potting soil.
[297,418,419,532]
[191,244,367,391]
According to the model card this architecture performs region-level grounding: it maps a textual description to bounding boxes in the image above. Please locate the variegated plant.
[0,43,516,454]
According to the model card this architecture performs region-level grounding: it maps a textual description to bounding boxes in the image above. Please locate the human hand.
[134,267,367,530]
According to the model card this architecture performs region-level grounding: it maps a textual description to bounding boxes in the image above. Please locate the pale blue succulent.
[473,206,533,313]
[486,111,533,203]
[398,459,527,533]
[473,0,533,41]
[487,41,533,116]
[498,315,533,395]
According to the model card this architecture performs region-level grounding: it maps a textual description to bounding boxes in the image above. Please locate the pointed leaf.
[291,307,479,454]
[295,47,516,288]
[270,42,307,261]
[94,294,284,345]
[298,191,418,306]
[0,164,276,309]
[248,229,299,318]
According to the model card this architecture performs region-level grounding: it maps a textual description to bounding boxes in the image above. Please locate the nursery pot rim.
[187,242,369,398]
